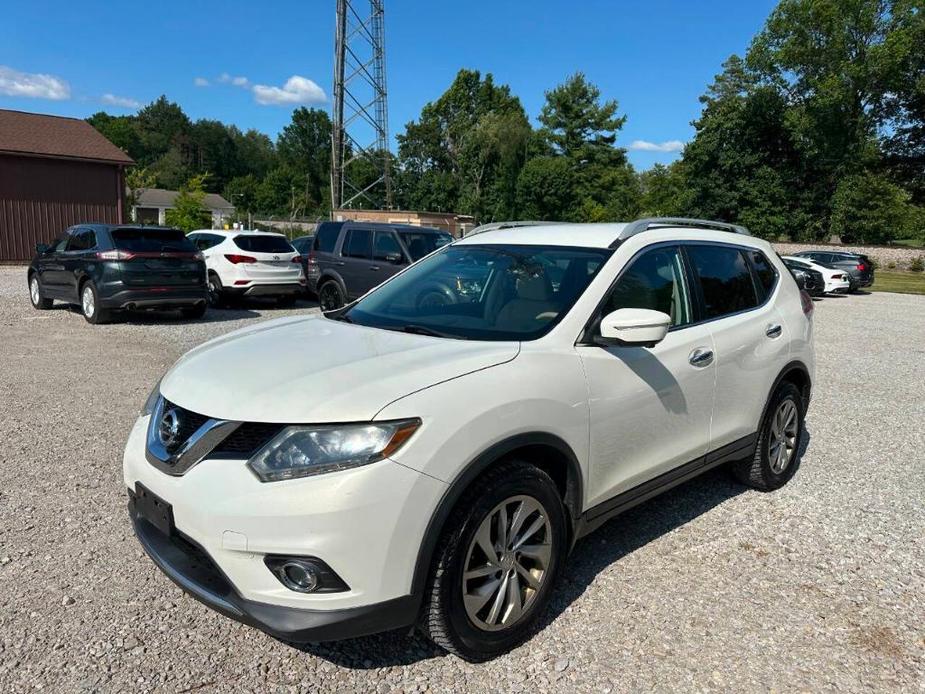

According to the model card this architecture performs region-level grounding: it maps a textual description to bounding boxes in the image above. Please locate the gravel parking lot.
[1,265,923,692]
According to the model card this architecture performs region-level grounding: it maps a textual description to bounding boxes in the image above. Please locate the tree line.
[89,0,924,243]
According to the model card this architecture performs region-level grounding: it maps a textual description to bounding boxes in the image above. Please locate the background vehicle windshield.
[343,244,611,341]
[399,231,453,261]
[233,235,295,253]
[111,228,196,253]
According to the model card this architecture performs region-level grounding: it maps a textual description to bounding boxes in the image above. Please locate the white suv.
[124,218,814,660]
[187,230,305,306]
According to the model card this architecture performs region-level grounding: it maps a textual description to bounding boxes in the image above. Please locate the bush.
[910,256,924,273]
[887,261,897,269]
[830,172,914,244]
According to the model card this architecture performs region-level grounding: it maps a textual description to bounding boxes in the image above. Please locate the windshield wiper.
[396,324,463,339]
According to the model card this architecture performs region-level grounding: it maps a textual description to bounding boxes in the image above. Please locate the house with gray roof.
[131,188,234,229]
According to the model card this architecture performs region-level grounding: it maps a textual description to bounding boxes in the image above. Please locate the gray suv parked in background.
[307,221,453,310]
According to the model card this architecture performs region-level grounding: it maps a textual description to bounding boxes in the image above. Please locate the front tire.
[29,275,53,310]
[419,460,567,661]
[732,381,805,490]
[80,281,110,324]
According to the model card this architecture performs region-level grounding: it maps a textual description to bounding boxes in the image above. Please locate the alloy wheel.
[769,399,798,474]
[30,278,40,305]
[82,286,95,318]
[462,495,552,632]
[319,283,341,311]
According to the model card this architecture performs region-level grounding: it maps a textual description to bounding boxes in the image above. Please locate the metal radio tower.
[331,0,392,210]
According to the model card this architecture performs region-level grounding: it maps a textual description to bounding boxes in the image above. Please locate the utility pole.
[331,0,392,212]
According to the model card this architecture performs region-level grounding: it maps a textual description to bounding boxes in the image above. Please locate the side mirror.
[385,252,404,264]
[36,243,51,255]
[595,308,671,348]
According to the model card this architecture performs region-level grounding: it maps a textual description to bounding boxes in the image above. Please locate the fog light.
[282,561,319,592]
[264,555,349,593]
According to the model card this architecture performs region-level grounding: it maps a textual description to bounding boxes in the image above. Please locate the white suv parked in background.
[125,218,814,661]
[187,230,305,307]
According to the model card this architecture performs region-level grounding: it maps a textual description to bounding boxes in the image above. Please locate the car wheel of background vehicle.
[276,294,297,308]
[207,273,225,308]
[29,275,53,310]
[180,303,207,320]
[419,460,567,661]
[731,381,804,491]
[318,281,345,312]
[80,281,111,324]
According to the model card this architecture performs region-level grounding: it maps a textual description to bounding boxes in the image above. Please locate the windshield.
[341,244,611,341]
[111,228,196,253]
[399,231,453,261]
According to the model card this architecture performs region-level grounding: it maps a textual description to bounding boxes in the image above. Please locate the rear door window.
[112,228,196,253]
[687,245,759,319]
[748,250,778,303]
[399,231,453,261]
[314,222,344,253]
[373,231,403,260]
[343,228,372,258]
[233,235,293,253]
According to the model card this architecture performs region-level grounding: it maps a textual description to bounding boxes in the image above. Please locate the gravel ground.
[0,266,923,692]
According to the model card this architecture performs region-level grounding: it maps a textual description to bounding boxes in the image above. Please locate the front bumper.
[123,416,446,637]
[129,505,420,642]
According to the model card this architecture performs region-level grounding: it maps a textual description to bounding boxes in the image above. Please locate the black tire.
[28,274,53,310]
[419,460,568,661]
[80,281,111,324]
[318,280,345,312]
[207,273,225,308]
[732,381,805,491]
[276,294,298,308]
[180,303,207,320]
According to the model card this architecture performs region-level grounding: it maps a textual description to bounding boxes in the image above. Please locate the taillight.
[856,263,866,271]
[225,254,256,264]
[96,249,135,260]
[291,255,302,263]
[800,290,814,316]
[306,251,317,266]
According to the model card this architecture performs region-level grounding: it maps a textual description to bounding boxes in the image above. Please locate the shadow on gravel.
[289,430,814,669]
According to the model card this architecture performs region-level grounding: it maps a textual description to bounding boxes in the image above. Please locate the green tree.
[135,96,191,164]
[515,157,575,220]
[125,166,157,214]
[86,112,143,160]
[277,108,332,210]
[830,171,914,244]
[165,175,211,231]
[638,162,689,217]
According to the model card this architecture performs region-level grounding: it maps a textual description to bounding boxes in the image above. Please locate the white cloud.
[0,65,70,100]
[628,139,685,153]
[194,77,210,87]
[101,93,141,109]
[217,73,249,88]
[252,75,326,106]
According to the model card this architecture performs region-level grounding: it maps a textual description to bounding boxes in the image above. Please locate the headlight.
[140,377,162,416]
[247,419,421,482]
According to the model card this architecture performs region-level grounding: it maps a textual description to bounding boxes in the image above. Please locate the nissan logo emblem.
[273,255,280,260]
[158,408,182,450]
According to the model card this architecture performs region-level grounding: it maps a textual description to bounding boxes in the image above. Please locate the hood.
[160,315,519,423]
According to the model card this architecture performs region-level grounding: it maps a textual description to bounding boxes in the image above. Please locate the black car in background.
[307,221,453,310]
[290,234,315,295]
[793,250,874,291]
[782,257,825,297]
[28,225,207,324]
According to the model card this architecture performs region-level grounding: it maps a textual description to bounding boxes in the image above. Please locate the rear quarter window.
[748,250,778,302]
[314,222,344,253]
[233,235,294,253]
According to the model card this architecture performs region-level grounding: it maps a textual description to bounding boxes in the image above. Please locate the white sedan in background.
[782,255,850,294]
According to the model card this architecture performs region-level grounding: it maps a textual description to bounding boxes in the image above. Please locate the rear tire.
[419,460,567,661]
[180,303,207,320]
[80,281,111,324]
[318,280,345,312]
[29,275,53,310]
[732,381,804,491]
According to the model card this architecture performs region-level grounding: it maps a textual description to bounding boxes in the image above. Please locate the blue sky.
[0,0,778,170]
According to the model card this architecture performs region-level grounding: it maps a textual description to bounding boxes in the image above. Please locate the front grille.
[163,399,209,446]
[213,423,284,458]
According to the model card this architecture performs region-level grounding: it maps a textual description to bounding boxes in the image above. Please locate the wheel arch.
[765,360,812,420]
[410,432,583,596]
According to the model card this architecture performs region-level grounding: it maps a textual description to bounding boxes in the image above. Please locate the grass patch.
[870,271,925,295]
[892,238,925,248]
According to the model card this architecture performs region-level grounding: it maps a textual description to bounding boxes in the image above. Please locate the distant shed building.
[0,109,133,262]
[132,188,235,229]
[332,208,476,238]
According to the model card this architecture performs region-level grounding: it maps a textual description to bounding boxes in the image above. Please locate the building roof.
[0,109,134,165]
[135,188,233,211]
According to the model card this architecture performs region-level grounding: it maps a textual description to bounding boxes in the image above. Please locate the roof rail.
[465,220,558,236]
[614,217,750,247]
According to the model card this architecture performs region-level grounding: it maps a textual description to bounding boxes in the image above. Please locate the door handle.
[369,265,380,271]
[765,324,783,338]
[335,261,345,267]
[689,348,714,367]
